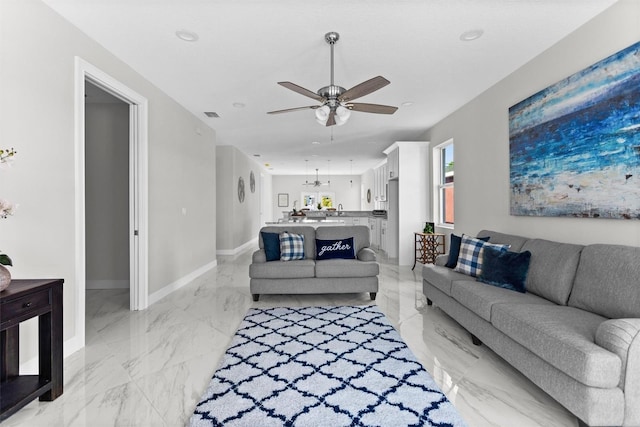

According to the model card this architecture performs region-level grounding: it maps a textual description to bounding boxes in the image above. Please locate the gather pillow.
[454,235,510,277]
[315,237,356,260]
[477,247,532,293]
[279,232,305,261]
[261,232,281,261]
[445,234,490,269]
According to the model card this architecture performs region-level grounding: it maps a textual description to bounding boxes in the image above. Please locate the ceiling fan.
[304,168,330,187]
[267,31,398,126]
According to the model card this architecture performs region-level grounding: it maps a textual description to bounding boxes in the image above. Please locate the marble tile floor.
[4,250,579,427]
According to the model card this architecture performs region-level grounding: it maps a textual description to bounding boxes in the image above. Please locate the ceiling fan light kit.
[268,31,397,127]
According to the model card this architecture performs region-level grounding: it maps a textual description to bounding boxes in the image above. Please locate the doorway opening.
[74,57,149,350]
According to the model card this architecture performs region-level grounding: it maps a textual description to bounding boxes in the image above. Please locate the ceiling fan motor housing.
[318,85,346,107]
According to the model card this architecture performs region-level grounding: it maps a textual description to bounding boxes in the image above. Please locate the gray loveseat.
[249,225,379,301]
[422,230,640,427]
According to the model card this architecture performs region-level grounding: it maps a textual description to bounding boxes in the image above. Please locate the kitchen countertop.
[303,211,388,220]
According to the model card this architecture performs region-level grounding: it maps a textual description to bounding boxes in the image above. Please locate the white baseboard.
[86,279,130,289]
[217,237,258,256]
[148,259,218,305]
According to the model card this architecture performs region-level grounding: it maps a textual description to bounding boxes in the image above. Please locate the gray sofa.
[249,225,379,301]
[422,230,640,427]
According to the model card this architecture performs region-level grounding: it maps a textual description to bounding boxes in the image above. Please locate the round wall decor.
[367,188,372,203]
[250,171,256,193]
[237,177,245,203]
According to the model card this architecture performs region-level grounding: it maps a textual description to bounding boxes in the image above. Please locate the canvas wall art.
[509,41,640,220]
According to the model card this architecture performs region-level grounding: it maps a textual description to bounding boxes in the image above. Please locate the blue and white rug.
[189,305,467,427]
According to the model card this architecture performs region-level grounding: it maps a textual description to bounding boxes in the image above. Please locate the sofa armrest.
[435,254,448,267]
[357,247,377,262]
[596,318,640,425]
[252,249,267,263]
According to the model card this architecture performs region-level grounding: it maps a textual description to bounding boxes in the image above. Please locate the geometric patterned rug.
[189,305,467,426]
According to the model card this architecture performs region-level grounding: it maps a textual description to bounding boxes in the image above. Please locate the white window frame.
[433,139,454,229]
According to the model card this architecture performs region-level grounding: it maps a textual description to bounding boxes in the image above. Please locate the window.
[434,140,454,226]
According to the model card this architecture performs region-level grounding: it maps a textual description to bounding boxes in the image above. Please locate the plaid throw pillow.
[279,232,305,261]
[455,235,510,277]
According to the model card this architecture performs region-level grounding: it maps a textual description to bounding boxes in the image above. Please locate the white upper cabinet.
[387,148,399,180]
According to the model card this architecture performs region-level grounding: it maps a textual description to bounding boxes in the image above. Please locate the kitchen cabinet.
[351,217,367,226]
[387,148,399,180]
[368,217,379,248]
[380,219,387,253]
[372,162,388,207]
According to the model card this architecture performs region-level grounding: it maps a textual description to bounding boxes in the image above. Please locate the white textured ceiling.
[43,0,617,174]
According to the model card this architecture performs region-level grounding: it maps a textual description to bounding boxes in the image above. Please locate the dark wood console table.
[1,279,64,421]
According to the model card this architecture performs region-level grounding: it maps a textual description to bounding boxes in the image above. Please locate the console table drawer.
[1,290,50,324]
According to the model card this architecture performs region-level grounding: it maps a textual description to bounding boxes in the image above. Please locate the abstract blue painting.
[509,41,640,220]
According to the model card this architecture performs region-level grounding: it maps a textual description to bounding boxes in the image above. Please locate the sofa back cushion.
[521,239,584,305]
[316,225,370,254]
[476,230,529,252]
[568,244,640,318]
[259,226,316,260]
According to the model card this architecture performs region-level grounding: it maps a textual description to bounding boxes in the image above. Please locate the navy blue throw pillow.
[261,232,281,262]
[477,246,532,293]
[445,234,490,269]
[315,237,356,260]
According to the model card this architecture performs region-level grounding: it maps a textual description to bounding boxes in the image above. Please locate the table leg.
[0,327,19,382]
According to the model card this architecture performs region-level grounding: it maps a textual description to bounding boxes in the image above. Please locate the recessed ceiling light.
[311,141,320,145]
[460,29,484,42]
[176,30,199,42]
[311,154,318,157]
[253,154,261,157]
[401,101,414,107]
[204,111,219,118]
[232,102,246,108]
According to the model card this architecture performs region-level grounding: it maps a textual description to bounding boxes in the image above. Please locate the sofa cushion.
[422,264,470,296]
[316,225,370,253]
[476,247,531,293]
[280,232,305,261]
[451,281,553,322]
[249,259,316,279]
[454,235,510,277]
[568,244,640,319]
[315,259,379,278]
[445,234,489,269]
[476,230,529,252]
[520,239,583,305]
[315,237,356,260]
[492,304,621,388]
[260,226,316,260]
[357,248,377,262]
[261,232,281,261]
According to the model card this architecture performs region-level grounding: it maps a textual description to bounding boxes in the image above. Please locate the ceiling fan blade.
[326,110,336,126]
[348,102,398,114]
[278,82,325,102]
[267,105,319,115]
[339,76,390,102]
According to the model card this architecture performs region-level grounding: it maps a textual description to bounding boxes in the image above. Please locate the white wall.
[271,175,362,221]
[85,101,130,288]
[426,0,640,247]
[216,146,264,253]
[360,169,375,211]
[0,0,217,363]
